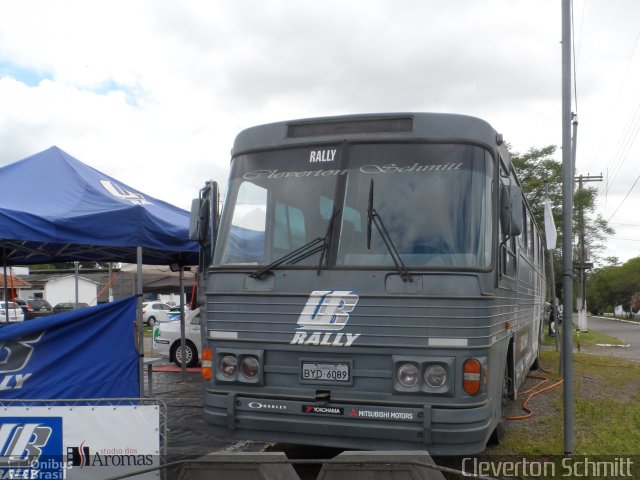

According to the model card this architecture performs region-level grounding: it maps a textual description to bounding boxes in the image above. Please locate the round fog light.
[424,365,447,388]
[241,356,260,378]
[397,364,419,387]
[219,355,237,377]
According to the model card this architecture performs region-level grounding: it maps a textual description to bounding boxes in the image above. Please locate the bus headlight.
[219,355,238,377]
[424,365,447,388]
[397,363,420,387]
[240,356,260,378]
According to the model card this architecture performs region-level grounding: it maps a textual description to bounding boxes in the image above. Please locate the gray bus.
[190,112,546,455]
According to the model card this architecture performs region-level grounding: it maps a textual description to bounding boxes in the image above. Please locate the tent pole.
[108,262,114,302]
[74,261,79,306]
[2,249,8,324]
[137,247,144,397]
[179,266,186,378]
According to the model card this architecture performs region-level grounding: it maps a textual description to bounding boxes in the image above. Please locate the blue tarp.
[0,146,198,265]
[227,225,265,263]
[0,297,138,399]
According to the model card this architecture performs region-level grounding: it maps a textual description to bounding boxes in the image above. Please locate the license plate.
[302,362,350,382]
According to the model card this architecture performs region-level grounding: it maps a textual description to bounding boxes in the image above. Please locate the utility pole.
[561,0,575,456]
[575,174,602,331]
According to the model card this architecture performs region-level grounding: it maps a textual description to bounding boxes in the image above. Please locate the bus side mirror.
[189,197,210,242]
[500,184,523,236]
[189,181,219,242]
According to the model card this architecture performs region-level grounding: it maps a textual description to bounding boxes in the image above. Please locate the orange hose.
[507,371,564,421]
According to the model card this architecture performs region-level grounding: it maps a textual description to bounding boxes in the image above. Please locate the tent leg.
[179,267,186,378]
[137,247,145,397]
[2,251,9,325]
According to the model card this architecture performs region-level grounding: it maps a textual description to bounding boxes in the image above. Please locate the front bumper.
[204,392,495,455]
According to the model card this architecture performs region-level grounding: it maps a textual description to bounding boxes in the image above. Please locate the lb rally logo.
[0,417,65,479]
[0,332,44,392]
[290,291,361,347]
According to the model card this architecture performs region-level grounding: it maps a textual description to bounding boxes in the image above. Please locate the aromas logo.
[67,443,153,468]
[0,332,44,392]
[290,291,361,347]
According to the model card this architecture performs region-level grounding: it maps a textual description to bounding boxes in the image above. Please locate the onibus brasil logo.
[290,291,360,347]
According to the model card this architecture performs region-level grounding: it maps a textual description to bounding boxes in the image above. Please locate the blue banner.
[0,297,139,399]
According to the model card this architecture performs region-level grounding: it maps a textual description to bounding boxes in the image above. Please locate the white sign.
[0,405,160,479]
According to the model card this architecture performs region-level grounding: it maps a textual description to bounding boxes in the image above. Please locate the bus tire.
[489,361,510,445]
[531,320,544,371]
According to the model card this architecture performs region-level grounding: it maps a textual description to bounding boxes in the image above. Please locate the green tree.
[510,145,614,307]
[587,257,640,316]
[510,145,613,260]
[510,145,613,256]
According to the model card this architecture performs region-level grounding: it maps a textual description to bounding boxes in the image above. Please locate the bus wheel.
[489,362,509,445]
[531,321,544,371]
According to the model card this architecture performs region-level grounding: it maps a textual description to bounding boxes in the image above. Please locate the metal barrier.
[0,397,167,479]
[106,451,477,480]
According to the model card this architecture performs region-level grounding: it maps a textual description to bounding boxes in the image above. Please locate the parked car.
[15,298,54,319]
[52,302,90,314]
[0,301,25,323]
[14,299,31,317]
[142,301,179,326]
[153,308,201,367]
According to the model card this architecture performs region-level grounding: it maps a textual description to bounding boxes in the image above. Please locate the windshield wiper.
[317,207,341,275]
[367,179,412,282]
[250,208,340,279]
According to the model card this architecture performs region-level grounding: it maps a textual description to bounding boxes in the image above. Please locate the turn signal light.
[201,347,213,381]
[463,358,482,395]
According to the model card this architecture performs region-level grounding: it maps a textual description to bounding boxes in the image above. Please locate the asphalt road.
[580,315,640,361]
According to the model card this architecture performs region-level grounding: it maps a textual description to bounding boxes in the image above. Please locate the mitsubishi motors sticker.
[348,408,417,421]
[291,291,361,347]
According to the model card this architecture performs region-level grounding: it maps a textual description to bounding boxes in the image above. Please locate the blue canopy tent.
[0,146,197,266]
[0,146,199,395]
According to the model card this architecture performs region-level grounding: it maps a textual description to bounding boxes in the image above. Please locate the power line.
[597,25,640,201]
[606,173,640,222]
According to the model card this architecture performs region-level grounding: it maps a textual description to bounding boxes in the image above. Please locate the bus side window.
[498,160,517,277]
[528,217,535,258]
[521,203,528,249]
[499,189,517,277]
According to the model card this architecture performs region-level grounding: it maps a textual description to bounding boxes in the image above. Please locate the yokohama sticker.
[302,405,344,415]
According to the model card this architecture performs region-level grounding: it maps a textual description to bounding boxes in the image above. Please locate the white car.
[142,301,179,326]
[153,308,202,368]
[0,301,25,323]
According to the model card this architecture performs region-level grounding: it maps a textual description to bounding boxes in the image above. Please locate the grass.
[466,343,640,479]
[436,329,639,478]
[543,327,625,350]
[573,329,626,348]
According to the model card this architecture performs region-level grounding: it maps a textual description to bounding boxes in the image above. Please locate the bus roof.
[231,112,506,158]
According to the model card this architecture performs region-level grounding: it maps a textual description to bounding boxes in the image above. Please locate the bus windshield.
[213,143,493,269]
[338,143,493,268]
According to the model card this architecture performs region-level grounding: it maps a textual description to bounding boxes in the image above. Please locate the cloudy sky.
[1,0,639,264]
